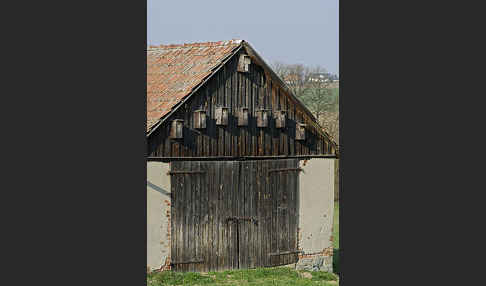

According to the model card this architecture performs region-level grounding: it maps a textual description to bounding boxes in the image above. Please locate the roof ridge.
[148,39,242,50]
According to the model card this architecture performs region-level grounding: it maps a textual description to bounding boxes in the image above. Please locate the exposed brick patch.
[296,226,334,273]
[296,249,333,272]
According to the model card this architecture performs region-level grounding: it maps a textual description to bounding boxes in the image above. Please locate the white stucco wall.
[297,158,335,271]
[147,162,171,271]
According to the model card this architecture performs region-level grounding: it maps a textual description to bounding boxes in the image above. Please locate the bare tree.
[319,111,339,144]
[271,61,311,98]
[271,62,339,143]
[270,61,288,80]
[299,66,335,119]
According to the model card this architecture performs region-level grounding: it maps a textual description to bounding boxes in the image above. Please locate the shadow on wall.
[147,181,170,196]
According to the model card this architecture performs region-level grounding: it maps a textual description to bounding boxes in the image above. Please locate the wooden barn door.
[170,159,299,272]
[170,161,239,272]
[263,159,300,267]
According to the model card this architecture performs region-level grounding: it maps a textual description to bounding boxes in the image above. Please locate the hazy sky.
[147,0,339,74]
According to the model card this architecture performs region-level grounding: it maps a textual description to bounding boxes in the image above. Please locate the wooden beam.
[147,154,337,162]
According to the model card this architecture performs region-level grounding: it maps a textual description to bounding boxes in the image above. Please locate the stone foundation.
[296,254,333,272]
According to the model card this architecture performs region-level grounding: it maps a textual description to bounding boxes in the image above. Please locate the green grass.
[147,267,339,285]
[333,201,340,275]
[147,202,341,285]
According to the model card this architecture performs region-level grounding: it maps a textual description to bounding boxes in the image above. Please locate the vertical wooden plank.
[224,67,231,157]
[225,161,231,270]
[287,160,295,264]
[172,161,180,271]
[238,161,245,269]
[292,159,299,264]
[246,161,253,268]
[268,160,274,267]
[289,102,295,156]
[210,79,218,157]
[250,71,255,156]
[247,160,254,268]
[189,161,196,272]
[259,160,266,267]
[255,160,262,268]
[225,161,232,270]
[218,161,226,270]
[200,161,209,272]
[264,76,271,156]
[214,161,221,271]
[226,161,234,270]
[194,161,201,271]
[271,160,280,266]
[285,160,292,265]
[236,71,241,157]
[231,62,238,157]
[280,96,287,155]
[235,161,242,269]
[182,161,190,272]
[208,161,215,271]
[203,88,208,157]
[297,111,303,155]
[175,161,184,272]
[219,162,226,270]
[243,161,250,269]
[276,160,283,266]
[218,74,224,157]
[244,160,250,269]
[272,89,279,156]
[261,160,268,267]
[170,161,178,271]
[172,138,178,157]
[239,72,245,156]
[255,160,261,268]
[202,88,209,157]
[164,127,171,157]
[267,160,273,267]
[233,161,240,269]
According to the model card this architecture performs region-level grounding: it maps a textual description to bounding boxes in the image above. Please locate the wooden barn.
[146,40,339,273]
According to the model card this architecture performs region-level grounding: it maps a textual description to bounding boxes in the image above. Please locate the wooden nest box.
[194,110,207,129]
[237,107,249,126]
[170,119,184,139]
[274,110,286,128]
[215,106,229,126]
[237,54,251,73]
[296,123,306,140]
[256,109,270,127]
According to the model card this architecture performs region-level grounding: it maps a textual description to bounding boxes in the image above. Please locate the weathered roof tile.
[147,40,241,132]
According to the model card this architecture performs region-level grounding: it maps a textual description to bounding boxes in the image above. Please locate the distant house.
[308,72,331,83]
[283,73,300,85]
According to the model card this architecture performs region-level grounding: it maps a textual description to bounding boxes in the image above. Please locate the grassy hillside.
[331,88,339,112]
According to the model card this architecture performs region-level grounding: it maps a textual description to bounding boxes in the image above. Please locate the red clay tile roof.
[147,40,242,133]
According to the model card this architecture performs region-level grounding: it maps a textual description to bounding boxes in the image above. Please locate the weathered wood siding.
[148,50,335,157]
[170,159,299,272]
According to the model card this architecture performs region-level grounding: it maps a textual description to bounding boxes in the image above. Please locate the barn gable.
[147,40,338,157]
[146,41,337,273]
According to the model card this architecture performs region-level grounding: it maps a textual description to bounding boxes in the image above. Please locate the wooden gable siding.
[147,50,333,157]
